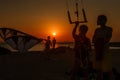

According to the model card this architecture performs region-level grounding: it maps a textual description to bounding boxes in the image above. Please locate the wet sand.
[0,48,120,80]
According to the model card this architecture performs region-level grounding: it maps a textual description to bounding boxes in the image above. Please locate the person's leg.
[102,51,113,80]
[70,58,81,80]
[96,61,103,80]
[81,57,89,79]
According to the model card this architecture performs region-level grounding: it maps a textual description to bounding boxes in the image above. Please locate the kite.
[66,0,87,24]
[0,27,43,53]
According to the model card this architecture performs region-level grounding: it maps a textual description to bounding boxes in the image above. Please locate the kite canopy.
[0,28,43,53]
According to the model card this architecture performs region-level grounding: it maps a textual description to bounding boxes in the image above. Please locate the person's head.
[97,15,107,25]
[79,24,88,35]
[47,36,50,39]
[53,37,55,40]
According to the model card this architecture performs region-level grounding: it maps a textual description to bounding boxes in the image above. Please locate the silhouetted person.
[52,37,56,49]
[44,36,52,52]
[70,21,91,80]
[92,15,113,80]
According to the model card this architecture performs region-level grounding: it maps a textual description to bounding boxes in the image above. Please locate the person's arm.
[105,27,113,43]
[42,39,47,41]
[72,22,79,38]
[88,39,92,51]
[92,29,97,44]
[50,41,52,47]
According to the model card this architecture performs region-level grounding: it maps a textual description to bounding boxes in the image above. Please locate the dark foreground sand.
[0,48,120,80]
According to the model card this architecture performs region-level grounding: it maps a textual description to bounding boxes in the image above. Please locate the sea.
[0,42,120,52]
[29,43,120,51]
[0,42,74,51]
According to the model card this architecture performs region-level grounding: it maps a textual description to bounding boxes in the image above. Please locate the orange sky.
[0,0,120,42]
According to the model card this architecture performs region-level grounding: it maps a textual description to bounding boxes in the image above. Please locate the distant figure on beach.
[92,15,113,80]
[52,37,56,49]
[44,36,52,52]
[70,21,91,80]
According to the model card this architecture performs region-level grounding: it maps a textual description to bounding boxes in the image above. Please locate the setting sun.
[52,32,56,36]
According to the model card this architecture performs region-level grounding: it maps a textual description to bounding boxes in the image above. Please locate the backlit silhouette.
[70,21,91,80]
[44,36,52,52]
[92,15,113,80]
[52,37,56,49]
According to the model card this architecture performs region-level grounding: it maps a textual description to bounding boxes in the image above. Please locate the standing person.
[44,36,52,52]
[92,15,113,80]
[70,21,91,80]
[52,37,56,49]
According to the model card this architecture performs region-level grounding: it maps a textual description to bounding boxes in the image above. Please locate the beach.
[0,48,120,80]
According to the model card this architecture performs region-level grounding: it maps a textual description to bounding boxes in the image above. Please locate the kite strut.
[66,0,87,24]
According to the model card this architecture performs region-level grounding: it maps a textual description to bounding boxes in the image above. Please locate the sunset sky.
[0,0,120,42]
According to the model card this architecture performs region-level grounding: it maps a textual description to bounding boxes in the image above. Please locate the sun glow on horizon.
[52,32,56,36]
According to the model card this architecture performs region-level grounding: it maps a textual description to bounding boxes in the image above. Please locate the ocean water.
[29,43,120,51]
[0,42,74,51]
[0,42,120,52]
[29,43,74,51]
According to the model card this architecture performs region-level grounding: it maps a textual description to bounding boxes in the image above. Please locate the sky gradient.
[0,0,120,42]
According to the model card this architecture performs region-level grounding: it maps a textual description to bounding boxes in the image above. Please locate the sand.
[0,48,120,80]
[111,49,120,72]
